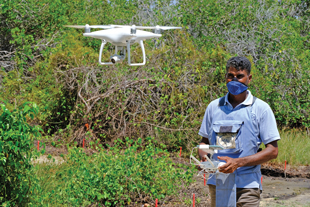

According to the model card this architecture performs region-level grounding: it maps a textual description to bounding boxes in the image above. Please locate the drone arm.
[127,40,146,66]
[99,40,113,65]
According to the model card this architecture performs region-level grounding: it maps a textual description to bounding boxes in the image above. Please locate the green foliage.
[1,1,310,205]
[180,0,310,127]
[1,0,310,151]
[0,102,42,206]
[29,138,194,206]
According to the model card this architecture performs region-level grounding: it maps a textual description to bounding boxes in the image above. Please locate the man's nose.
[232,77,238,81]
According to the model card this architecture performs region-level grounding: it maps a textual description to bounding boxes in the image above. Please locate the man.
[198,56,280,207]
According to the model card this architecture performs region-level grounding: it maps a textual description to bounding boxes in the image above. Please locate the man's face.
[225,67,252,86]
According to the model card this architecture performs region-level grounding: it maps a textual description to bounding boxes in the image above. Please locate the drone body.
[84,28,162,46]
[65,24,181,66]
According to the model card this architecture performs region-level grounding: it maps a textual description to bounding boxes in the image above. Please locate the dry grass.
[263,129,310,166]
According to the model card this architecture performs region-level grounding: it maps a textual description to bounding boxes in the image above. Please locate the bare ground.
[259,163,310,207]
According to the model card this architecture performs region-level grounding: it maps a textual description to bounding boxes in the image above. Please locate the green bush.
[30,138,194,206]
[0,102,42,206]
[179,0,310,127]
[1,0,310,151]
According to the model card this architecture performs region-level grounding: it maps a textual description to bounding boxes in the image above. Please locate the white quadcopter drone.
[65,24,182,66]
[190,145,225,174]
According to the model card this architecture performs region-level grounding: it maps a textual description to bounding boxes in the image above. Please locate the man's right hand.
[196,154,208,171]
[197,138,210,171]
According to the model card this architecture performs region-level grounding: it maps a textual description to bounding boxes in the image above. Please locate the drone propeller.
[64,24,182,30]
[64,25,113,29]
[134,25,182,30]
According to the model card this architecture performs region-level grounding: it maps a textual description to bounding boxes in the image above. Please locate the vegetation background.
[1,0,310,206]
[1,0,310,147]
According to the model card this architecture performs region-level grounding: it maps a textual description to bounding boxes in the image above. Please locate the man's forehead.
[227,67,248,74]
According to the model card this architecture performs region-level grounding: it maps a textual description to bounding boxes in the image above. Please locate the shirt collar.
[224,90,253,106]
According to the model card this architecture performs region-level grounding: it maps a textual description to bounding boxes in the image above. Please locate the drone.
[190,145,225,174]
[65,24,182,66]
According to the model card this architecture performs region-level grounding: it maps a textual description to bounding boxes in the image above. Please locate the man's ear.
[248,74,252,84]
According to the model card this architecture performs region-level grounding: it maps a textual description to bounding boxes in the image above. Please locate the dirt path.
[260,176,310,207]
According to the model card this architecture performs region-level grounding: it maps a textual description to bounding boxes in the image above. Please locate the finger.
[218,164,228,172]
[219,167,231,173]
[217,156,225,161]
[220,165,235,174]
[217,156,229,161]
[196,165,203,171]
[218,164,228,171]
[218,163,232,172]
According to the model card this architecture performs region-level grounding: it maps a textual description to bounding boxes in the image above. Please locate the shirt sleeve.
[259,105,281,145]
[198,104,213,138]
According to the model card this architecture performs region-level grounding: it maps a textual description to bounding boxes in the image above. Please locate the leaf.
[23,105,31,114]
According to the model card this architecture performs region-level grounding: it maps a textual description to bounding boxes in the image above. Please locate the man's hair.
[226,56,251,74]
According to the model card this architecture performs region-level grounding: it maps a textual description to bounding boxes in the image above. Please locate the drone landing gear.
[127,40,146,66]
[99,40,113,65]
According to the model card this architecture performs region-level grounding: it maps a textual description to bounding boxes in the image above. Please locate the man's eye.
[237,75,244,79]
[227,75,234,79]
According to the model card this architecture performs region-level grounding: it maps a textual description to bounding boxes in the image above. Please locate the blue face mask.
[226,78,248,95]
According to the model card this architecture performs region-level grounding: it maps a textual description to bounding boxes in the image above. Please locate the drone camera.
[110,55,123,64]
[111,56,119,64]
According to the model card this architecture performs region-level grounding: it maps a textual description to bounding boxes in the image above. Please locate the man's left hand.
[217,156,240,173]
